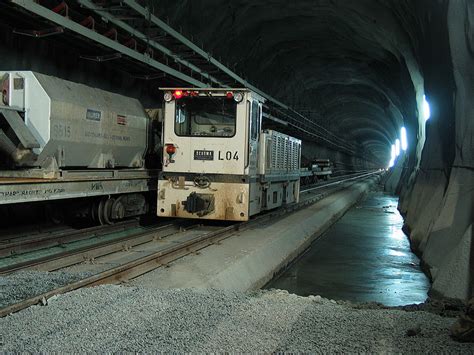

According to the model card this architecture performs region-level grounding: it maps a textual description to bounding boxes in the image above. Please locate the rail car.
[157,88,301,222]
[0,71,159,225]
[300,159,332,184]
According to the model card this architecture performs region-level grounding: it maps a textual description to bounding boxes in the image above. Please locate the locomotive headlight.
[233,92,244,103]
[164,91,173,102]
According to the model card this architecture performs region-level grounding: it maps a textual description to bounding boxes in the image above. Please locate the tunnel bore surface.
[267,191,430,307]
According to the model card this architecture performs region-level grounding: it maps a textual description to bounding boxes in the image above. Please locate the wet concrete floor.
[267,191,430,306]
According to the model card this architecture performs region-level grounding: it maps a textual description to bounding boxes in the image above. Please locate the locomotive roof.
[159,87,252,92]
[159,87,266,102]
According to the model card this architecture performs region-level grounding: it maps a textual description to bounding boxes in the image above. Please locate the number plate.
[194,150,214,161]
[86,109,102,122]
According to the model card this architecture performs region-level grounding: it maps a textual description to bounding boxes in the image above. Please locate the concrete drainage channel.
[0,172,381,317]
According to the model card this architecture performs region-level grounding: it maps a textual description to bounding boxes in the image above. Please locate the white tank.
[0,71,148,169]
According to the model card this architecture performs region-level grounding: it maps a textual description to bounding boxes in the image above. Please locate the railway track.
[0,171,381,317]
[0,221,194,274]
[300,170,378,196]
[0,219,140,259]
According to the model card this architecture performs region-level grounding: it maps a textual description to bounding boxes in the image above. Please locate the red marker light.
[226,91,234,99]
[173,90,183,99]
[165,144,177,155]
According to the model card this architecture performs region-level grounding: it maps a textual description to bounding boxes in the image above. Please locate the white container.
[0,71,148,169]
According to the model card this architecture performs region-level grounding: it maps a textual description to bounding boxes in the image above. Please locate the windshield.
[175,96,237,137]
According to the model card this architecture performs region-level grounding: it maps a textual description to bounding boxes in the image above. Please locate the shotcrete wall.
[398,0,474,300]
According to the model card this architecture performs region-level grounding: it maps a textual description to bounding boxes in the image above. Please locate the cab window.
[250,100,260,140]
[175,96,237,137]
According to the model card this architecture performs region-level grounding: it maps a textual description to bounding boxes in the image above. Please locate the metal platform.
[0,169,158,205]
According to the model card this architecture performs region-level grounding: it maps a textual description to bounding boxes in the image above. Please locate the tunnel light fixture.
[401,127,408,151]
[388,144,396,168]
[395,139,401,157]
[423,95,431,121]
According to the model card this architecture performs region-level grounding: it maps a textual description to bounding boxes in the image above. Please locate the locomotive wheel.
[90,198,115,225]
[102,198,115,225]
[97,198,106,225]
[91,200,100,223]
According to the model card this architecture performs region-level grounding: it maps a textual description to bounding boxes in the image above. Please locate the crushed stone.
[1,286,473,353]
[0,270,94,308]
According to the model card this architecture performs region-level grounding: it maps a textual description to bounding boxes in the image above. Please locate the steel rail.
[0,222,191,274]
[0,223,243,317]
[0,219,140,258]
[300,171,381,194]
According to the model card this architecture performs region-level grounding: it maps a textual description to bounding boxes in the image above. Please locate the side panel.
[248,180,262,216]
[0,71,50,148]
[0,178,152,205]
[259,130,301,178]
[264,182,285,210]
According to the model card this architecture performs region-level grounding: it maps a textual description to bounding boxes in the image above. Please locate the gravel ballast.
[1,286,473,353]
[0,270,94,308]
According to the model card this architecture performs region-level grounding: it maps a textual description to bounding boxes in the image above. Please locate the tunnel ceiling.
[152,0,427,164]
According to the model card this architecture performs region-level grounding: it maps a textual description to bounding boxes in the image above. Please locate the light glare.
[423,95,431,121]
[401,127,408,151]
[388,144,396,168]
[395,139,401,156]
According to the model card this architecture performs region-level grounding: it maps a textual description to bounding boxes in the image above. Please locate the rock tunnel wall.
[397,0,473,301]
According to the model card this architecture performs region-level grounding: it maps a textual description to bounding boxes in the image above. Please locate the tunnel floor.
[267,191,430,306]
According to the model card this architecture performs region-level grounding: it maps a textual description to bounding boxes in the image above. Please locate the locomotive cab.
[158,88,259,221]
[158,88,300,221]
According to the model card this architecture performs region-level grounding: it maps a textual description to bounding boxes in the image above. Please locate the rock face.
[398,0,474,300]
[154,0,473,300]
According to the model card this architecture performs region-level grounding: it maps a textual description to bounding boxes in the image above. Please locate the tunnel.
[0,0,473,351]
[149,0,474,301]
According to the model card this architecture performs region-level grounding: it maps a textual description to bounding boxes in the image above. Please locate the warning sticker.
[117,115,127,126]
